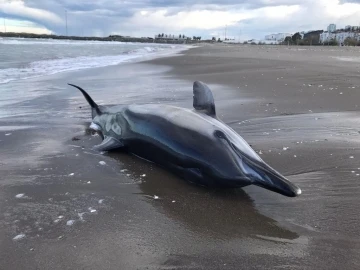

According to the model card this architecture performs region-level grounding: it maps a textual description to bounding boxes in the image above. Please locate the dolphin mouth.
[243,157,301,197]
[89,122,104,140]
[251,165,301,197]
[231,144,301,197]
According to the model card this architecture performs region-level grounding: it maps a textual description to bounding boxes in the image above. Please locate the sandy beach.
[1,44,360,269]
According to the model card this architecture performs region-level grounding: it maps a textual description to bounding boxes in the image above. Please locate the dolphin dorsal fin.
[193,81,216,117]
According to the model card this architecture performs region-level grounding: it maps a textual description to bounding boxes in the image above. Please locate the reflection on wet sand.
[108,149,299,241]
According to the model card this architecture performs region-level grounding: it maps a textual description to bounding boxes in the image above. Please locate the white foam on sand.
[333,56,360,63]
[66,220,75,226]
[88,207,97,213]
[13,234,26,241]
[15,193,26,199]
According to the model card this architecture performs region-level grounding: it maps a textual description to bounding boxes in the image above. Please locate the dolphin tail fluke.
[68,83,102,116]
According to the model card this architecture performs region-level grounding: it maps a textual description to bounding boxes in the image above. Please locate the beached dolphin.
[68,81,301,197]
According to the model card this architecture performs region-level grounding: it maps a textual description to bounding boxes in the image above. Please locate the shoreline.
[1,44,360,269]
[0,41,195,85]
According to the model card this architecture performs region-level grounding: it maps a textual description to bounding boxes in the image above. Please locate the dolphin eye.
[214,130,226,139]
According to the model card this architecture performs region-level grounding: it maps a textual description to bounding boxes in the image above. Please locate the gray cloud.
[1,0,360,39]
[339,0,360,3]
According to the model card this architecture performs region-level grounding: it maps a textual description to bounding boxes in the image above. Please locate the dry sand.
[1,44,360,269]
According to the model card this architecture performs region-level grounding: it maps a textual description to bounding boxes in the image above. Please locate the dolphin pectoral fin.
[93,136,123,152]
[193,81,216,117]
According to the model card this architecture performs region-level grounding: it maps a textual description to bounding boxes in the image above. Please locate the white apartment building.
[327,24,336,32]
[320,31,360,44]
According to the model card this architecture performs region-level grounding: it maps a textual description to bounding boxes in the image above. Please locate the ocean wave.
[0,45,187,84]
[0,38,159,46]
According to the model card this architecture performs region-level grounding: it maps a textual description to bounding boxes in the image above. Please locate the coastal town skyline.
[1,20,359,46]
[261,23,360,44]
[1,0,360,41]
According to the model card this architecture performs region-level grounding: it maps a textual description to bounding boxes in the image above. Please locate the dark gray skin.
[68,81,301,197]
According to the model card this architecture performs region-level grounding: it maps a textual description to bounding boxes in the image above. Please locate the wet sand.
[1,45,360,269]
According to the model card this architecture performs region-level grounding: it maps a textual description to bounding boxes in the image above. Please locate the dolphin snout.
[253,170,301,197]
[241,157,301,197]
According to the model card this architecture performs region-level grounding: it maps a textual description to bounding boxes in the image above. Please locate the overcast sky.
[1,0,360,40]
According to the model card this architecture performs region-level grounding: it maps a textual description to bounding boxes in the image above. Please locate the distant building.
[327,24,336,33]
[319,32,331,43]
[264,33,291,43]
[320,30,360,45]
[345,25,359,31]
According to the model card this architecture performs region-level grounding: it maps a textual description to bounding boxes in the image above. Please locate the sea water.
[0,37,187,84]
